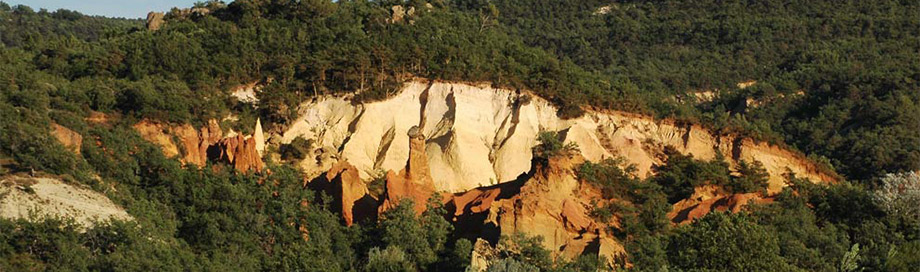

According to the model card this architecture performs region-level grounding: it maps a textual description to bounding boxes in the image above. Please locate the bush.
[667,212,794,271]
[727,160,770,194]
[532,131,578,159]
[280,136,313,161]
[365,246,415,272]
[649,147,731,203]
[873,172,920,228]
[576,157,637,199]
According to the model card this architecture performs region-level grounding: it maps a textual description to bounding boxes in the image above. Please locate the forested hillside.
[1,1,919,271]
[469,0,920,180]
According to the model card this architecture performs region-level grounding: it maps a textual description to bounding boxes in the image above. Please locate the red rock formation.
[324,161,374,226]
[449,154,624,266]
[135,119,267,173]
[379,127,437,215]
[50,123,82,155]
[172,124,201,164]
[172,120,222,167]
[449,187,502,217]
[561,199,593,232]
[667,186,775,225]
[213,135,264,173]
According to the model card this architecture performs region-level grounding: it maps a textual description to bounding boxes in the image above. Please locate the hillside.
[1,1,919,271]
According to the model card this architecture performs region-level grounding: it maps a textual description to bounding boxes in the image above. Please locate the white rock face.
[283,80,837,193]
[1,176,132,229]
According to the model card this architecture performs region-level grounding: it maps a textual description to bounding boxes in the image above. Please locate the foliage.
[666,212,794,271]
[649,147,731,203]
[365,246,414,272]
[873,172,920,229]
[533,131,578,159]
[280,136,314,161]
[577,157,636,199]
[729,160,770,195]
[2,0,920,271]
[473,0,920,181]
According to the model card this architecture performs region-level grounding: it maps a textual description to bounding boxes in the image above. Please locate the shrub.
[532,131,578,159]
[729,160,770,194]
[280,136,313,161]
[873,172,920,228]
[365,246,415,272]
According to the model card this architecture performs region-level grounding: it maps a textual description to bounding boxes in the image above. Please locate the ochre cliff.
[172,119,222,167]
[283,80,838,193]
[446,154,624,265]
[134,119,265,173]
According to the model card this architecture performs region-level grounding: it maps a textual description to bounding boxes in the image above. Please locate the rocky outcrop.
[667,185,775,225]
[134,119,222,167]
[1,175,132,229]
[134,119,265,173]
[50,123,82,155]
[254,118,266,156]
[378,126,437,215]
[145,12,165,31]
[388,5,416,24]
[173,119,222,167]
[284,80,838,194]
[213,135,264,173]
[322,161,376,226]
[448,154,624,265]
[134,120,180,158]
[231,82,261,103]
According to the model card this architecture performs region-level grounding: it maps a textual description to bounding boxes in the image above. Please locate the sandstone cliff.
[283,80,837,193]
[447,154,624,266]
[134,119,265,173]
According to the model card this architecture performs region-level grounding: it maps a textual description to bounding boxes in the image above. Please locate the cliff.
[134,119,265,173]
[283,80,838,193]
[1,175,132,229]
[447,154,624,266]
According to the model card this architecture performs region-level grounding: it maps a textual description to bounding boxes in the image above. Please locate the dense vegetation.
[2,0,920,271]
[576,157,920,271]
[468,0,920,180]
